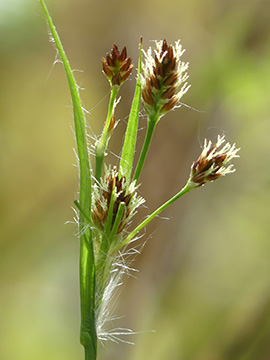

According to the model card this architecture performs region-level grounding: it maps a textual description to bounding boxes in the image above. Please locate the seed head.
[142,39,190,118]
[102,44,133,87]
[92,166,144,234]
[189,135,240,187]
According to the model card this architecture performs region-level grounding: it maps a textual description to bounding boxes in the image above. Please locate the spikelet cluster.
[102,45,133,86]
[142,39,190,118]
[92,166,145,236]
[190,135,240,187]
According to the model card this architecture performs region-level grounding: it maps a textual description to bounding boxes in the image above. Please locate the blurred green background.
[1,0,269,359]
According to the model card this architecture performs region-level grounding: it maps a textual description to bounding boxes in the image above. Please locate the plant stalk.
[116,181,194,251]
[95,87,119,183]
[133,115,158,183]
[80,231,97,359]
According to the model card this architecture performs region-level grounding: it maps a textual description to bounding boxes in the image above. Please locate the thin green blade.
[119,38,143,184]
[40,0,91,213]
[40,2,96,357]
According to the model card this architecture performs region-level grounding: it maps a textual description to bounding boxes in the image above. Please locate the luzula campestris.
[40,3,239,358]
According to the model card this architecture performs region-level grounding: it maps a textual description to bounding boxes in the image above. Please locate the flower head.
[142,39,190,119]
[92,166,144,235]
[189,135,240,187]
[102,44,133,87]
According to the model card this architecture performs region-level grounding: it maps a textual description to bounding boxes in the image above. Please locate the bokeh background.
[1,0,269,359]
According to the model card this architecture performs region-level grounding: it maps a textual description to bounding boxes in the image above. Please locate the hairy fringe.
[96,241,145,342]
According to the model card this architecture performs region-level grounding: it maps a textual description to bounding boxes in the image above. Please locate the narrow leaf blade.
[119,38,143,183]
[40,2,96,356]
[40,0,91,213]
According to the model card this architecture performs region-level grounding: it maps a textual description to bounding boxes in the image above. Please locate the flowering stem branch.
[133,115,159,183]
[116,181,194,251]
[95,87,119,183]
[109,202,125,241]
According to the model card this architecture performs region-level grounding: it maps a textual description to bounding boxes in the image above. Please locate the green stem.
[85,346,95,360]
[95,87,119,182]
[80,234,97,359]
[104,186,116,235]
[109,202,125,241]
[133,115,159,183]
[116,181,194,251]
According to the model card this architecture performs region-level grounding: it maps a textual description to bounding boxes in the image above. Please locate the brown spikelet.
[161,96,178,112]
[108,115,116,132]
[142,88,154,106]
[161,86,176,100]
[102,44,133,87]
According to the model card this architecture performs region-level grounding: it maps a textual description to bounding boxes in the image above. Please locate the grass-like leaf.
[40,1,97,358]
[119,38,143,184]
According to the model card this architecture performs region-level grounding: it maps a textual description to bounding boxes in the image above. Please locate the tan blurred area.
[0,0,270,359]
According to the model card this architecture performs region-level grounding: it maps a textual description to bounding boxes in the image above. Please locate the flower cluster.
[92,167,144,235]
[102,44,133,87]
[189,135,240,187]
[142,39,190,119]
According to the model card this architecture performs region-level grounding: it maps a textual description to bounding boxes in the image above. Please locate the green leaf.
[40,1,96,358]
[119,38,143,184]
[40,0,91,214]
